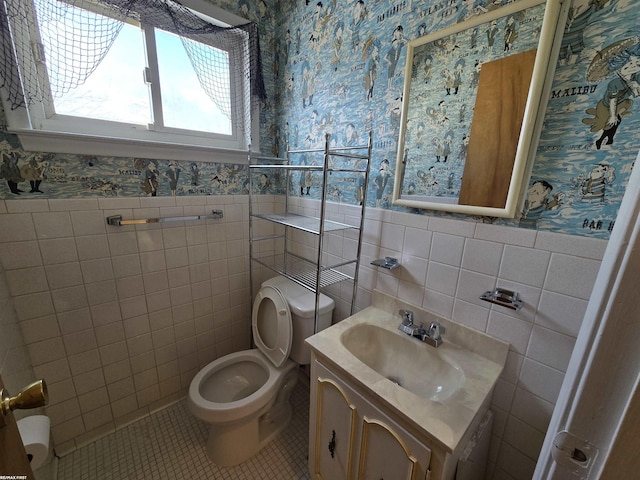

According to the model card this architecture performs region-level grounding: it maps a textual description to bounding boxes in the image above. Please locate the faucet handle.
[428,321,445,340]
[399,309,414,325]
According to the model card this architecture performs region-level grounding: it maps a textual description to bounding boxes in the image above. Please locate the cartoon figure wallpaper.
[0,0,639,240]
[582,38,640,150]
[519,180,564,229]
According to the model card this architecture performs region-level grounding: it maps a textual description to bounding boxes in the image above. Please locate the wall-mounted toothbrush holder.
[371,257,400,270]
[480,287,524,311]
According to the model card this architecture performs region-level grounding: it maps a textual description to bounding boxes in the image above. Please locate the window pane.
[43,15,150,125]
[155,29,232,135]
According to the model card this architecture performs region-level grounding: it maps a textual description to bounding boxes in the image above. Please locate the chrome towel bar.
[106,209,223,226]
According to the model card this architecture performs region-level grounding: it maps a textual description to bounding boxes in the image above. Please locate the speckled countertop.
[306,290,509,454]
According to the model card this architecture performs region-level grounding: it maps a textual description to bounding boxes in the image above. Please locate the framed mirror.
[392,0,568,218]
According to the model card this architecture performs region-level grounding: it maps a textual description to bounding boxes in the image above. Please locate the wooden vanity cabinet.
[310,356,434,480]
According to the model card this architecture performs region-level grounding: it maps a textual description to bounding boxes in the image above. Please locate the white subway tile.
[75,235,110,260]
[95,322,124,347]
[0,213,36,242]
[120,296,148,320]
[510,387,554,433]
[492,378,516,411]
[5,267,48,296]
[403,227,432,258]
[518,358,565,404]
[33,358,71,386]
[162,227,187,248]
[451,299,490,332]
[500,246,550,288]
[57,308,92,335]
[90,302,122,327]
[123,317,151,343]
[487,311,533,354]
[456,269,496,307]
[399,255,428,286]
[422,290,454,318]
[70,210,107,236]
[85,280,118,306]
[428,216,476,237]
[58,277,89,310]
[497,442,536,480]
[527,325,576,373]
[98,197,141,210]
[140,251,167,273]
[13,292,55,321]
[20,314,60,344]
[143,284,171,313]
[462,238,504,276]
[33,212,73,239]
[99,341,129,365]
[107,232,139,256]
[535,291,588,337]
[426,261,459,296]
[0,240,42,270]
[67,349,101,376]
[396,281,424,307]
[544,253,600,300]
[115,275,145,299]
[39,237,78,265]
[63,329,98,356]
[430,232,465,266]
[165,247,189,269]
[52,285,88,312]
[137,229,164,252]
[5,199,49,213]
[503,415,546,461]
[535,231,607,260]
[474,223,536,247]
[27,337,66,366]
[112,255,142,278]
[49,199,98,212]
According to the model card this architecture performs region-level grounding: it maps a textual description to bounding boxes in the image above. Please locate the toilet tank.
[261,276,335,365]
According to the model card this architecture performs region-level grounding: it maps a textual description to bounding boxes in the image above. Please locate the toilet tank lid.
[262,276,335,317]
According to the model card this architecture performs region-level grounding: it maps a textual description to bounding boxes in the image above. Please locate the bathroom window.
[0,0,265,162]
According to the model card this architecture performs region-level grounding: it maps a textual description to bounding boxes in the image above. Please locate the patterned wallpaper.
[1,0,640,239]
[275,0,640,238]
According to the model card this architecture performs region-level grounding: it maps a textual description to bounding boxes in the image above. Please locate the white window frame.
[1,0,258,163]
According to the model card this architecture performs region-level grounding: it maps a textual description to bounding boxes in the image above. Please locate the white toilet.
[188,276,335,466]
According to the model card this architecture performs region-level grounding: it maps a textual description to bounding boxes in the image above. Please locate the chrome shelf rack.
[248,132,372,332]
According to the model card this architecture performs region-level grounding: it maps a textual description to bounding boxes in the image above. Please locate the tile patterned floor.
[57,374,311,480]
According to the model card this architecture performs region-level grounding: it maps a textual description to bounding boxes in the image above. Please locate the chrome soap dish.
[480,287,524,311]
[371,257,400,269]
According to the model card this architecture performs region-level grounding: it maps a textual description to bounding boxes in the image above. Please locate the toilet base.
[205,369,299,466]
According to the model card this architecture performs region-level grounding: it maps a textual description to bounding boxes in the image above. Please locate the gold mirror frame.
[392,0,569,218]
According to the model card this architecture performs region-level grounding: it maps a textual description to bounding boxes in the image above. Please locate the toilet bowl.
[188,276,334,466]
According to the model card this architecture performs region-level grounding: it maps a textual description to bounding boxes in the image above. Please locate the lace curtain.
[0,0,265,137]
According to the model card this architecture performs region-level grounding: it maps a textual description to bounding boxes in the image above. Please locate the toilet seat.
[252,285,293,367]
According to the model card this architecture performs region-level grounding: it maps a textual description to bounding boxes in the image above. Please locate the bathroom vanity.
[306,292,509,480]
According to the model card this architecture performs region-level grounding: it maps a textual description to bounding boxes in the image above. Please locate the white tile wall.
[289,199,605,480]
[0,196,252,456]
[0,195,606,480]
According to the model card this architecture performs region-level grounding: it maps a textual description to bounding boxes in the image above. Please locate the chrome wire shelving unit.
[248,131,372,332]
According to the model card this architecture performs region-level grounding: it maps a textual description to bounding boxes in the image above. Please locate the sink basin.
[340,323,465,401]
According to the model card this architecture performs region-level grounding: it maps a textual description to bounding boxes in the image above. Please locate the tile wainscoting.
[1,195,606,480]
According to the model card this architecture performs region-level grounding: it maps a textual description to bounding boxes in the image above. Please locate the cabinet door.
[314,377,358,479]
[358,416,420,480]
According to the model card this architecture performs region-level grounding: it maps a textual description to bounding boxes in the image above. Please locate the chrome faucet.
[398,309,445,348]
[397,309,419,336]
[422,321,445,348]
